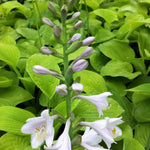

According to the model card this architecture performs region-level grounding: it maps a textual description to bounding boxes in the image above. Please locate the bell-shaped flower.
[44,118,71,150]
[71,12,80,21]
[21,109,58,149]
[72,92,112,117]
[79,117,123,149]
[42,17,55,27]
[56,84,68,96]
[72,83,83,94]
[81,143,109,150]
[74,20,83,30]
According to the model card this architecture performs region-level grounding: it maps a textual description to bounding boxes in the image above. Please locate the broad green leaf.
[103,40,134,59]
[0,69,18,86]
[133,100,150,122]
[0,106,35,135]
[0,133,39,150]
[138,0,150,4]
[123,137,145,150]
[73,70,107,94]
[16,28,38,40]
[128,83,150,94]
[93,9,118,24]
[134,123,150,147]
[0,98,12,107]
[17,42,39,57]
[0,43,20,68]
[26,54,60,99]
[0,76,13,88]
[95,28,115,43]
[99,39,135,61]
[101,60,141,80]
[0,1,30,18]
[0,86,33,106]
[90,51,109,72]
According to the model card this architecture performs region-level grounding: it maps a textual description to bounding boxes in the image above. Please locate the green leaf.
[95,28,115,43]
[0,42,20,68]
[16,28,38,40]
[0,133,39,150]
[26,54,60,99]
[99,39,135,61]
[0,106,35,135]
[123,137,145,150]
[133,99,150,122]
[0,86,33,106]
[138,0,150,4]
[73,70,107,94]
[101,60,141,80]
[93,9,118,24]
[128,83,150,94]
[90,51,109,72]
[134,123,150,147]
[0,76,13,88]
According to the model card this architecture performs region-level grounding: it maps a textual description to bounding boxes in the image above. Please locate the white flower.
[45,118,71,150]
[72,92,112,117]
[80,117,123,149]
[81,143,109,150]
[55,84,68,96]
[72,83,83,94]
[21,109,57,149]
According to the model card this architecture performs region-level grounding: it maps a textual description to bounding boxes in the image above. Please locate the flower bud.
[40,46,55,55]
[74,20,83,30]
[53,25,62,38]
[71,12,80,21]
[82,37,95,46]
[47,1,57,14]
[72,59,88,72]
[72,83,83,94]
[42,17,55,27]
[55,84,68,96]
[79,47,93,58]
[68,33,81,44]
[61,5,68,19]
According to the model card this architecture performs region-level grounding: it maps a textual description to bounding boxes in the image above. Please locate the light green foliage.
[99,39,135,61]
[0,86,33,106]
[0,106,35,135]
[101,60,141,79]
[0,133,39,150]
[73,70,107,94]
[0,76,13,88]
[26,54,60,99]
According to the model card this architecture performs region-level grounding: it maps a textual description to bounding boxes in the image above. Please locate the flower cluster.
[21,1,123,150]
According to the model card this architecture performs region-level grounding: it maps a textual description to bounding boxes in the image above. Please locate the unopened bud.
[72,83,83,94]
[47,1,57,14]
[72,59,88,72]
[42,17,55,27]
[82,37,95,46]
[74,20,83,30]
[40,46,55,55]
[53,25,62,38]
[55,84,68,96]
[79,47,93,58]
[33,65,63,79]
[61,5,68,19]
[71,12,80,21]
[68,33,81,44]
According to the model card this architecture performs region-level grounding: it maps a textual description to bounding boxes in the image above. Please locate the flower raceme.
[80,117,123,149]
[21,109,58,149]
[72,92,112,117]
[44,118,71,150]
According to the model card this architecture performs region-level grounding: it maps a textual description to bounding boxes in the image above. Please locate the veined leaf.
[0,133,39,150]
[26,54,60,99]
[0,106,35,135]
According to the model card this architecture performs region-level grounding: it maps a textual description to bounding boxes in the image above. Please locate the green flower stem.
[84,0,89,34]
[62,16,71,119]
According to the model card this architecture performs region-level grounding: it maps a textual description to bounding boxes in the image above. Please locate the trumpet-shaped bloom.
[81,143,109,150]
[55,84,68,96]
[72,92,112,117]
[72,83,83,94]
[44,118,71,150]
[21,109,57,149]
[80,117,123,149]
